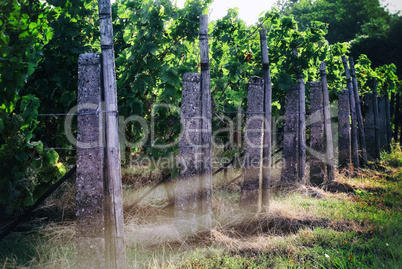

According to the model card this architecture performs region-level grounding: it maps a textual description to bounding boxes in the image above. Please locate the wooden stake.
[259,29,271,209]
[320,62,335,182]
[98,0,126,267]
[349,57,367,164]
[199,14,212,230]
[342,56,359,169]
[292,48,306,182]
[223,144,229,181]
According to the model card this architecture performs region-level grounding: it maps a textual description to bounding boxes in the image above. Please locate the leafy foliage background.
[0,0,400,213]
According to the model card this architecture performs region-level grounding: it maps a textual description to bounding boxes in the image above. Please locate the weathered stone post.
[76,53,106,268]
[309,82,325,186]
[281,85,299,183]
[175,73,202,235]
[338,89,351,168]
[394,93,400,142]
[240,77,264,213]
[385,94,392,149]
[378,96,389,151]
[373,78,381,158]
[320,62,335,182]
[364,93,377,160]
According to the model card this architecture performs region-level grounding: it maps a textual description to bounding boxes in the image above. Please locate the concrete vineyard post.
[394,93,400,143]
[76,53,106,269]
[174,73,202,234]
[281,85,299,183]
[378,97,389,150]
[338,89,352,168]
[320,62,335,182]
[373,78,381,158]
[240,77,264,213]
[385,94,392,150]
[309,81,325,186]
[364,93,377,159]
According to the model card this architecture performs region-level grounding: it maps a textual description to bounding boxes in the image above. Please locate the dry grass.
[2,147,400,268]
[39,175,77,222]
[117,157,391,268]
[120,171,367,262]
[122,165,162,187]
[121,203,367,265]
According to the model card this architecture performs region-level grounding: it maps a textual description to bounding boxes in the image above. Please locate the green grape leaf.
[43,149,59,164]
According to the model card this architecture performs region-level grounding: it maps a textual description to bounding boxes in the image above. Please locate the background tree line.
[276,0,402,78]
